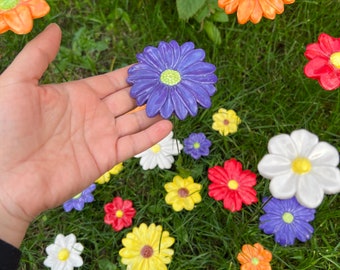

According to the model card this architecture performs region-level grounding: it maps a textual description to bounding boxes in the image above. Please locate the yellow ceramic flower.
[119,223,175,270]
[165,175,202,211]
[212,108,241,136]
[0,0,50,34]
[95,162,124,184]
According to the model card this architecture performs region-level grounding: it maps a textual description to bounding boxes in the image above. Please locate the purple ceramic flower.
[63,184,96,212]
[259,197,315,246]
[183,132,211,159]
[127,40,218,120]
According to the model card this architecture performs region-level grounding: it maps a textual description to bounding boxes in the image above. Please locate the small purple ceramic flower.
[63,184,96,212]
[183,132,211,159]
[259,197,315,246]
[127,40,218,120]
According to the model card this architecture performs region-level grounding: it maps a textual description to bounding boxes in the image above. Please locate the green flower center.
[291,157,312,174]
[0,0,19,10]
[193,142,200,149]
[140,245,154,258]
[178,188,189,198]
[251,257,260,265]
[282,212,294,224]
[160,69,181,86]
[227,179,239,190]
[116,210,124,218]
[58,248,70,261]
[330,52,340,69]
[151,144,161,153]
[73,193,82,199]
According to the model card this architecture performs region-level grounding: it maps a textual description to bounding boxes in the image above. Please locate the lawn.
[1,0,340,269]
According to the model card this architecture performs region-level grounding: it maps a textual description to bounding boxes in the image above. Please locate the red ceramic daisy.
[104,197,136,231]
[304,33,340,90]
[208,158,258,212]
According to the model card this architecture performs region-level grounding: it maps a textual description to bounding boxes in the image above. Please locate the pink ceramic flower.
[304,33,340,90]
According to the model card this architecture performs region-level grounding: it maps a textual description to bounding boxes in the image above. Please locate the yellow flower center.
[73,193,82,199]
[140,245,154,258]
[251,257,260,265]
[116,210,124,218]
[282,212,294,224]
[291,157,312,174]
[58,248,70,261]
[151,144,161,153]
[0,0,19,10]
[160,69,181,86]
[330,52,340,69]
[227,179,239,190]
[178,188,189,198]
[193,142,200,149]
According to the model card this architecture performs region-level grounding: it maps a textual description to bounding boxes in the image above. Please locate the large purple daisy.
[127,40,218,120]
[259,197,316,246]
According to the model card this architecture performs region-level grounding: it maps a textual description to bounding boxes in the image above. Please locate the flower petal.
[267,133,298,159]
[269,172,298,199]
[318,71,340,90]
[312,166,340,194]
[258,154,291,178]
[290,129,319,157]
[309,141,339,166]
[4,6,33,34]
[296,174,324,208]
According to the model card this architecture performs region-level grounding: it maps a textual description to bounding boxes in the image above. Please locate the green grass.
[1,0,340,269]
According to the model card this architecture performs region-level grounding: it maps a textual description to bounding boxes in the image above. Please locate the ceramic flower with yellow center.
[119,223,175,270]
[164,175,202,211]
[44,233,84,270]
[218,0,295,25]
[258,129,340,208]
[237,243,272,270]
[212,108,241,136]
[95,162,124,184]
[0,0,50,34]
[134,131,183,170]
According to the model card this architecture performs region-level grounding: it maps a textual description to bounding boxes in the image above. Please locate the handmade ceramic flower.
[134,131,183,170]
[183,132,211,160]
[212,108,241,136]
[95,162,124,184]
[208,158,258,212]
[259,197,315,246]
[63,184,96,212]
[44,233,84,270]
[104,196,136,232]
[0,0,50,34]
[119,223,175,270]
[164,175,202,211]
[258,129,340,208]
[127,40,218,120]
[218,0,295,24]
[237,243,272,270]
[304,33,340,90]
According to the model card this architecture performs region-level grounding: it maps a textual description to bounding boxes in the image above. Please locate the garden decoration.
[62,184,96,212]
[259,197,316,246]
[237,243,272,270]
[258,129,340,209]
[119,223,175,270]
[183,132,211,160]
[304,33,340,90]
[212,108,241,136]
[127,40,218,120]
[0,0,50,34]
[218,0,295,24]
[44,233,84,270]
[95,162,124,184]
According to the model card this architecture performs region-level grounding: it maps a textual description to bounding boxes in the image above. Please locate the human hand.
[0,24,172,247]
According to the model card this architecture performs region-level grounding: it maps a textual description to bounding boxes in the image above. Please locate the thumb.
[3,23,62,82]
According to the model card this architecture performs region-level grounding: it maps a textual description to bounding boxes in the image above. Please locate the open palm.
[0,24,172,245]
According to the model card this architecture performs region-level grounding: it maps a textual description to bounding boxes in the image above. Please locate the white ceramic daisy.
[258,129,340,208]
[44,233,84,270]
[135,131,183,170]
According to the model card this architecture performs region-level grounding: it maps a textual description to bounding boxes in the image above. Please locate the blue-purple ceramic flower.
[63,184,96,212]
[259,197,316,246]
[127,40,218,120]
[183,132,211,159]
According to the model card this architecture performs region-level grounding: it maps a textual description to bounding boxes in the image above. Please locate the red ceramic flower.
[104,197,136,231]
[208,158,258,212]
[304,33,340,90]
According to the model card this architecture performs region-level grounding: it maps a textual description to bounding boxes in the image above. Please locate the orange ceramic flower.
[218,0,295,24]
[0,0,50,34]
[237,243,272,270]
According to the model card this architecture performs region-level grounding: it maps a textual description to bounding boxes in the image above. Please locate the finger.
[115,120,173,163]
[79,65,132,98]
[102,86,137,116]
[115,110,165,137]
[3,23,62,82]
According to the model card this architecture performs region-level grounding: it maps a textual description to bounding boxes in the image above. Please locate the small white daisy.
[258,129,340,208]
[44,233,84,270]
[135,131,183,170]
